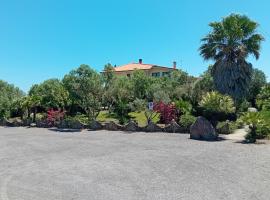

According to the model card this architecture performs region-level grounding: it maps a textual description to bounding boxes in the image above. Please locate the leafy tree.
[102,63,115,88]
[200,14,264,102]
[29,79,69,110]
[256,85,270,110]
[104,76,133,124]
[130,70,151,99]
[247,68,267,105]
[192,65,215,104]
[63,65,103,121]
[0,80,24,119]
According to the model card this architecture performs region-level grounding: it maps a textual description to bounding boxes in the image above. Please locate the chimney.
[139,59,143,64]
[173,61,177,69]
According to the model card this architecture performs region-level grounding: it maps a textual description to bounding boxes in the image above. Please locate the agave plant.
[200,14,264,101]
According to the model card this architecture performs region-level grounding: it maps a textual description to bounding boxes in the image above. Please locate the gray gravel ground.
[0,127,269,200]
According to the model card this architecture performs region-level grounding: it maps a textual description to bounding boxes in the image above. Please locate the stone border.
[0,119,191,134]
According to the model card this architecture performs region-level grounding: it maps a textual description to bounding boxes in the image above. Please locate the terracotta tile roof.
[113,63,173,72]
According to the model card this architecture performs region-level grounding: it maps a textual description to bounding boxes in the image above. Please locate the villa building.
[107,59,177,77]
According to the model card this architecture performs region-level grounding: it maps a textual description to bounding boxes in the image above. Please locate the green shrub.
[179,114,196,130]
[216,121,239,134]
[238,100,251,113]
[199,91,235,121]
[256,85,270,110]
[175,99,193,114]
[58,116,85,129]
[240,112,270,142]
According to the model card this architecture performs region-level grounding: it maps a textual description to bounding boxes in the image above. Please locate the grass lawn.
[97,110,160,127]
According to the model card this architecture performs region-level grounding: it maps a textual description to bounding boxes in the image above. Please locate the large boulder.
[144,121,163,132]
[164,120,184,133]
[124,121,140,132]
[57,119,84,129]
[89,120,103,130]
[104,121,122,131]
[190,117,218,141]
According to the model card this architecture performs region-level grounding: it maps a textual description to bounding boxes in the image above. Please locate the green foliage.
[216,121,238,134]
[29,79,69,110]
[113,100,131,124]
[240,112,270,142]
[247,68,267,104]
[0,80,24,119]
[199,92,235,121]
[200,14,264,101]
[103,76,133,123]
[97,111,118,123]
[256,85,270,110]
[179,114,196,130]
[175,99,193,114]
[63,64,103,121]
[129,98,147,112]
[237,99,251,113]
[102,63,115,88]
[130,70,151,99]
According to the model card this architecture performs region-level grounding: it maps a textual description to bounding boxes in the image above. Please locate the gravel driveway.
[0,127,269,200]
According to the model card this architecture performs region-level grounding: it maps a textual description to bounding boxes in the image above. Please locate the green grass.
[128,111,160,127]
[97,110,160,127]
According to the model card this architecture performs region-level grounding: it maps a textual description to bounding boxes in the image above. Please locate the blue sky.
[0,0,270,92]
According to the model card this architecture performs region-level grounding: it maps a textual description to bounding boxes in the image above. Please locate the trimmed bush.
[179,114,196,131]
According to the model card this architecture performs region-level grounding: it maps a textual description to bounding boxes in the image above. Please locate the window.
[162,72,171,77]
[127,74,130,77]
[152,72,160,77]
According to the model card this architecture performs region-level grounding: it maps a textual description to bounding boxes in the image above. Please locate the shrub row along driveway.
[0,127,269,200]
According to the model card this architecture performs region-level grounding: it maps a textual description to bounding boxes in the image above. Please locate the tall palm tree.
[199,14,264,101]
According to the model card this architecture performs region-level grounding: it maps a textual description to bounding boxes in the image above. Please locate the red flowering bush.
[47,109,65,127]
[154,102,178,124]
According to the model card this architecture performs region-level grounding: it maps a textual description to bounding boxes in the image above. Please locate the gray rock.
[144,121,163,132]
[124,121,140,132]
[190,117,218,141]
[89,120,103,130]
[58,119,84,129]
[104,121,122,131]
[5,118,24,127]
[164,120,185,133]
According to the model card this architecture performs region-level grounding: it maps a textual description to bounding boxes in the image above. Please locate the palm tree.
[199,14,264,102]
